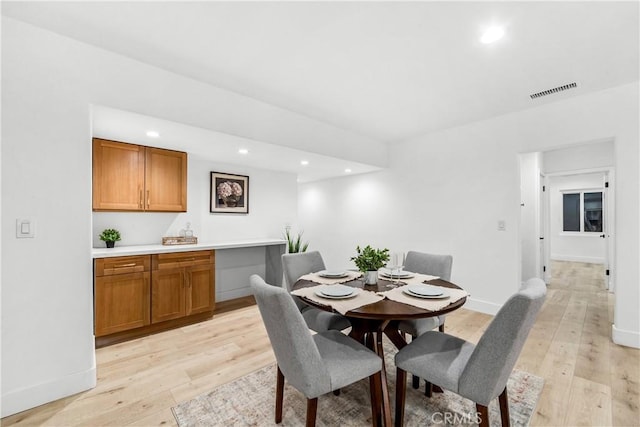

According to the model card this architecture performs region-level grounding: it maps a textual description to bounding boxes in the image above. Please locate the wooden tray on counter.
[162,236,198,245]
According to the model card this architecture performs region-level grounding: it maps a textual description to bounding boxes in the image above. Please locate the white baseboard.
[463,297,502,316]
[550,254,604,264]
[612,324,640,349]
[217,286,252,301]
[1,366,96,417]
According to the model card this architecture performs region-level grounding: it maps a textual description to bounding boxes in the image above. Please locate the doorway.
[519,139,615,291]
[544,170,613,290]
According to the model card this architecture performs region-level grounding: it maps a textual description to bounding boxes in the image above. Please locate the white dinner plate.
[315,285,357,299]
[403,287,450,299]
[318,270,349,278]
[380,269,414,279]
[407,284,443,296]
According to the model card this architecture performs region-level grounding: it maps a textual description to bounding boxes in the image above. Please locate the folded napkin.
[377,284,468,312]
[291,285,384,315]
[378,272,440,285]
[299,270,363,285]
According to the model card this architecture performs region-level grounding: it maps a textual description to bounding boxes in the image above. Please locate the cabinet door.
[151,268,186,323]
[187,264,215,315]
[95,272,150,336]
[145,147,187,212]
[92,138,145,211]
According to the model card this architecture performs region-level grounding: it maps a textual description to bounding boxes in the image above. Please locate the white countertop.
[92,238,286,258]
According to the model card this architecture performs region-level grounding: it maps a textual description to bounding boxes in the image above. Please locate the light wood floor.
[3,261,639,426]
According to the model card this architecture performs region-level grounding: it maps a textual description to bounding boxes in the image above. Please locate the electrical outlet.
[497,220,506,231]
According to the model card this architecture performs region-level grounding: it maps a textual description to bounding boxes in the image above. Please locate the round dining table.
[293,276,466,348]
[292,275,467,426]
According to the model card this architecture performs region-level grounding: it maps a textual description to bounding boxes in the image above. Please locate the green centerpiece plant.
[99,228,121,248]
[351,245,390,284]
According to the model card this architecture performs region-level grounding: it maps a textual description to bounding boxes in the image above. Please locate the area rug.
[172,345,543,426]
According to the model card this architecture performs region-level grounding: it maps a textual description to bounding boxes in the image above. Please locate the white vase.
[364,270,378,285]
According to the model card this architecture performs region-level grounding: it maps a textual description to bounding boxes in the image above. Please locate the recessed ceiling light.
[146,130,160,138]
[300,160,309,166]
[345,168,352,173]
[480,26,504,44]
[238,148,249,155]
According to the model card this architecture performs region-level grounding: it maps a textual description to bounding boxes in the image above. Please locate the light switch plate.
[16,218,35,238]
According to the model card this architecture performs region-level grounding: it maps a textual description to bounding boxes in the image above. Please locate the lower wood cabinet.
[151,251,215,323]
[94,250,215,347]
[94,255,151,337]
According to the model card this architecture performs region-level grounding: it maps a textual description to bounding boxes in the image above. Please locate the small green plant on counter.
[284,226,309,253]
[350,245,390,272]
[99,228,121,242]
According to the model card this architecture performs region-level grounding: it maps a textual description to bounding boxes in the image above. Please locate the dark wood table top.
[292,277,467,321]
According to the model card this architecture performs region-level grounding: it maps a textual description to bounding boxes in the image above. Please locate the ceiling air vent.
[530,82,577,99]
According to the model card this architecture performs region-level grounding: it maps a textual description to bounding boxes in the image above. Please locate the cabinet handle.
[114,263,136,268]
[139,189,143,209]
[147,190,150,208]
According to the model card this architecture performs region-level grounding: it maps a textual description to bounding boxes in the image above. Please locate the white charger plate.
[380,269,415,279]
[318,270,349,278]
[315,285,357,299]
[402,289,450,299]
[403,285,450,299]
[407,284,443,296]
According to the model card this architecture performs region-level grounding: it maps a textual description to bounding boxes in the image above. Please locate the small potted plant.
[351,245,390,285]
[99,228,121,248]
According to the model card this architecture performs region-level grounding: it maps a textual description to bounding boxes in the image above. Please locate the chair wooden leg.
[375,330,392,427]
[499,387,511,427]
[275,366,284,423]
[476,403,489,427]
[409,333,420,389]
[412,374,420,389]
[369,372,383,427]
[424,380,432,397]
[438,322,445,332]
[395,367,407,427]
[306,398,318,427]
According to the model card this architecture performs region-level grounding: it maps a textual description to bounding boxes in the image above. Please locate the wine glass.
[387,251,405,287]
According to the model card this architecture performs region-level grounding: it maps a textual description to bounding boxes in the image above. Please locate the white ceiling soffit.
[91,106,381,183]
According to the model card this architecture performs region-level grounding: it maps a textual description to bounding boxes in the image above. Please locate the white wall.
[548,173,607,263]
[0,17,373,416]
[92,156,297,247]
[300,82,639,349]
[544,139,614,174]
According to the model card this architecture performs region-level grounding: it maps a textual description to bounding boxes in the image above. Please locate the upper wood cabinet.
[92,138,187,212]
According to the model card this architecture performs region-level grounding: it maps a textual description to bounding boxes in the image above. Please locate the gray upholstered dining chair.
[250,274,388,427]
[282,251,351,332]
[397,251,453,389]
[394,277,546,427]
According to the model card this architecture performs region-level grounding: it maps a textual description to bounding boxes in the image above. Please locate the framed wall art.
[210,171,249,214]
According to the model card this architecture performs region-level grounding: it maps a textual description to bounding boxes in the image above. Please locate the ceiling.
[3,1,638,180]
[91,105,382,182]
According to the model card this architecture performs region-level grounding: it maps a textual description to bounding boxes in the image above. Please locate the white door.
[602,172,613,290]
[539,173,547,281]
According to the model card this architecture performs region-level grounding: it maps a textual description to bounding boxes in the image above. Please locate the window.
[562,191,603,233]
